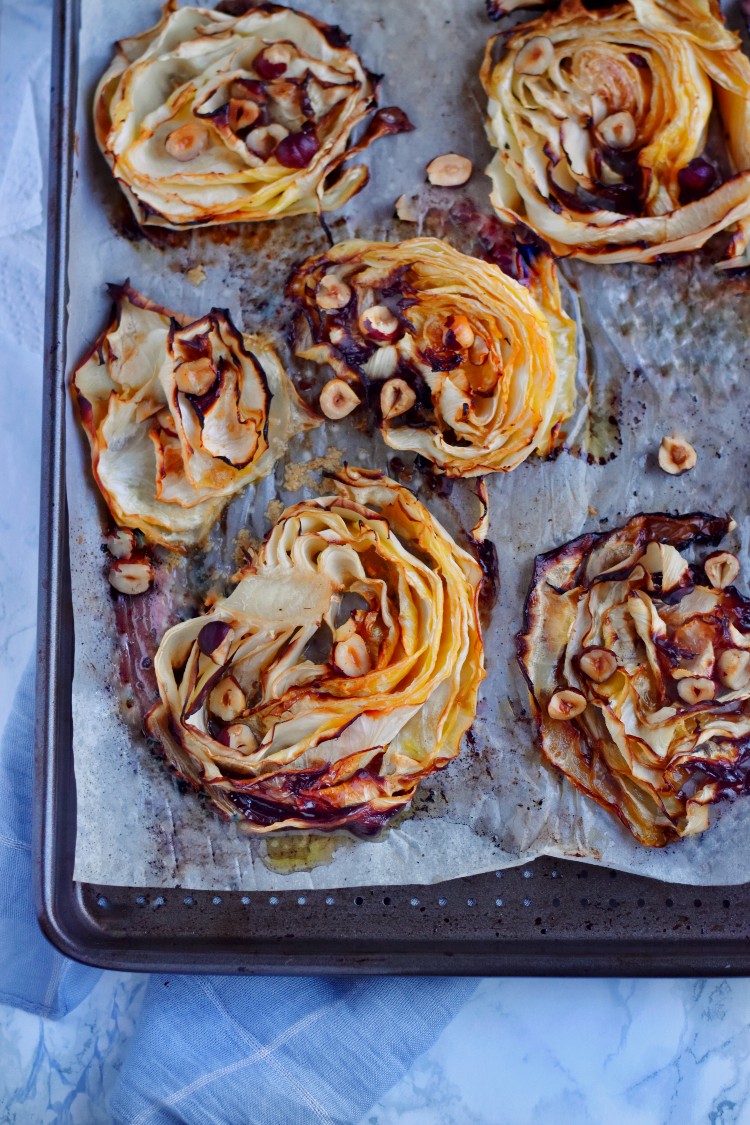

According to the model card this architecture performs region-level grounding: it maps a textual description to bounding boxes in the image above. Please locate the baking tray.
[34,0,750,976]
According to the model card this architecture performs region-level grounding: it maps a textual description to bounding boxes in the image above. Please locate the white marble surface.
[3,1,750,1123]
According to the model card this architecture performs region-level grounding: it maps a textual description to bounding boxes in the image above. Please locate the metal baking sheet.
[35,0,750,974]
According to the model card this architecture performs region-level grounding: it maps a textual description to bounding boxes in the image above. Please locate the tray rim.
[33,0,750,978]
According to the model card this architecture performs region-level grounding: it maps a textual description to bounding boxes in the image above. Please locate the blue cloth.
[1,661,477,1122]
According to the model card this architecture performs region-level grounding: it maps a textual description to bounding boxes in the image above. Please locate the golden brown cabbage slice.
[517,513,750,846]
[72,284,314,549]
[146,468,485,834]
[287,237,577,476]
[481,0,750,265]
[94,1,411,228]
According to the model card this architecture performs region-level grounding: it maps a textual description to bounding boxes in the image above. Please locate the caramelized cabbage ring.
[481,0,750,265]
[73,284,313,549]
[147,468,485,834]
[288,237,577,476]
[94,1,410,228]
[517,513,750,847]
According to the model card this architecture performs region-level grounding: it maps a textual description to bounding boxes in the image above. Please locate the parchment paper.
[69,0,750,889]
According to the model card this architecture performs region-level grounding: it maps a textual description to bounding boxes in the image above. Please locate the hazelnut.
[446,315,474,350]
[334,617,357,642]
[578,647,618,683]
[223,723,258,753]
[319,379,361,420]
[315,274,352,311]
[381,378,417,420]
[198,620,234,665]
[469,335,489,365]
[658,436,697,475]
[547,689,587,720]
[426,153,473,187]
[108,559,154,596]
[246,123,289,158]
[228,98,261,132]
[395,193,419,222]
[514,36,554,77]
[717,649,750,691]
[254,42,293,77]
[105,528,137,560]
[165,123,210,162]
[704,551,740,590]
[334,633,371,677]
[174,356,216,396]
[677,676,715,704]
[598,111,636,150]
[358,304,399,340]
[328,326,346,346]
[209,676,246,722]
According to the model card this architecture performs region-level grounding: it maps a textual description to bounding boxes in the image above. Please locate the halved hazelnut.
[717,648,750,691]
[381,378,416,420]
[578,647,617,683]
[547,689,587,720]
[106,528,137,560]
[469,336,489,365]
[359,304,399,340]
[319,379,361,420]
[446,315,474,350]
[246,123,289,158]
[395,193,419,222]
[328,326,346,346]
[426,153,473,187]
[174,356,216,396]
[315,274,352,311]
[223,723,258,753]
[209,676,246,721]
[598,111,636,150]
[254,42,294,79]
[677,676,715,704]
[165,123,210,162]
[228,98,261,132]
[704,551,740,590]
[658,436,697,475]
[334,633,371,677]
[334,617,357,643]
[108,559,154,596]
[514,36,554,77]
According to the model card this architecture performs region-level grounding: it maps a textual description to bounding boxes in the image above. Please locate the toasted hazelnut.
[165,123,210,162]
[358,304,399,340]
[228,97,261,132]
[469,335,489,365]
[223,723,258,753]
[598,111,636,150]
[547,689,587,720]
[514,36,554,77]
[381,378,417,420]
[316,274,352,311]
[319,379,361,420]
[717,649,750,691]
[677,676,715,704]
[246,123,289,158]
[174,356,216,396]
[328,325,346,346]
[108,559,154,596]
[395,193,419,222]
[254,42,293,77]
[105,528,137,560]
[209,676,246,721]
[704,551,740,590]
[334,633,371,677]
[446,315,474,350]
[578,647,618,683]
[426,153,473,187]
[658,436,697,475]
